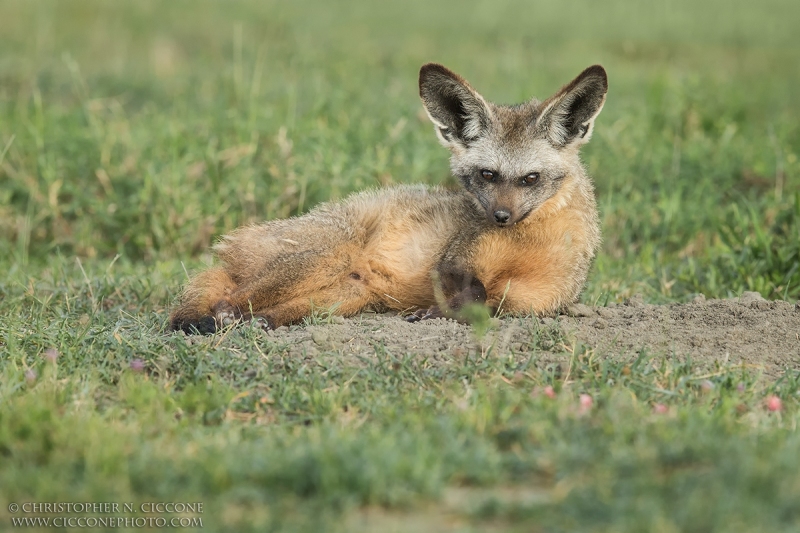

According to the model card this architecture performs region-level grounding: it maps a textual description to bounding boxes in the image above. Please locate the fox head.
[419,63,607,227]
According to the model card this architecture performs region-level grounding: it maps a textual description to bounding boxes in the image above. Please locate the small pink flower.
[130,359,145,372]
[25,369,37,383]
[700,380,714,393]
[579,394,593,409]
[653,403,668,414]
[736,382,746,393]
[766,395,782,412]
[543,385,556,399]
[44,348,59,363]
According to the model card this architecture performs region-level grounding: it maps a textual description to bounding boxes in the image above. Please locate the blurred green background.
[1,0,798,301]
[2,3,800,532]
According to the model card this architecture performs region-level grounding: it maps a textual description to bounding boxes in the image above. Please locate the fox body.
[170,63,608,334]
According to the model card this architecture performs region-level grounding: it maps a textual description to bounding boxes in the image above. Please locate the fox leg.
[406,265,488,322]
[172,278,372,334]
[170,267,238,334]
[171,214,366,333]
[169,248,328,334]
[220,242,366,318]
[246,286,373,329]
[172,249,375,333]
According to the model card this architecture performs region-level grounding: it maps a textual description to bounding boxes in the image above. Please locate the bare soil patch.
[259,292,800,376]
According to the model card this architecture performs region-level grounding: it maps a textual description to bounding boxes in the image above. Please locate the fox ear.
[419,63,493,149]
[538,65,607,149]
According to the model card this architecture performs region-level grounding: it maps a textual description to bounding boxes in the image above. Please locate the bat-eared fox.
[171,63,608,334]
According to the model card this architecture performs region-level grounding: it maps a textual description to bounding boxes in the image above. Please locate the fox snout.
[486,204,525,227]
[484,190,528,226]
[492,208,512,226]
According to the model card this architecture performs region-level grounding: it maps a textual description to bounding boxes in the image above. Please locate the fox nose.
[493,209,511,224]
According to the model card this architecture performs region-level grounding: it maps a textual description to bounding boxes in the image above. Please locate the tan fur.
[473,175,600,315]
[170,64,607,333]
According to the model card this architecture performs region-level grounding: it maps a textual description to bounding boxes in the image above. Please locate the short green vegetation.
[1,0,798,531]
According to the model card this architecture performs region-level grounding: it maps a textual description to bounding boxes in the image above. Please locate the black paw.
[172,316,217,335]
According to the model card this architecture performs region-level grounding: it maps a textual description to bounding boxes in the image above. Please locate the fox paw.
[216,310,237,328]
[253,317,273,331]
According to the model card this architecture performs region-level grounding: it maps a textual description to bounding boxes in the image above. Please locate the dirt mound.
[560,293,800,376]
[255,292,799,376]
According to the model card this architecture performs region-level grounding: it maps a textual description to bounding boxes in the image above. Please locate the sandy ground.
[253,292,800,377]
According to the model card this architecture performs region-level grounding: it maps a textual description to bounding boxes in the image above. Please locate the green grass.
[1,0,799,531]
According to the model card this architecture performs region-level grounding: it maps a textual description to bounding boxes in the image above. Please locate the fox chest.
[472,219,592,300]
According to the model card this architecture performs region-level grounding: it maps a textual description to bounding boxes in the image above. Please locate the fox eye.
[522,172,540,185]
[480,170,495,181]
